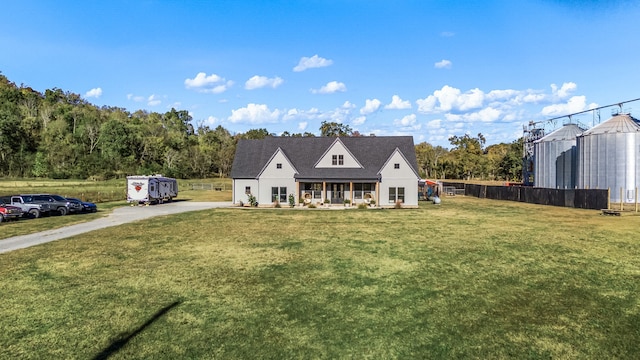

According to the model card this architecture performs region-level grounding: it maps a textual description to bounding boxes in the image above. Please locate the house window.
[271,187,287,203]
[332,154,344,165]
[354,183,374,199]
[245,186,251,194]
[339,155,344,165]
[394,163,400,169]
[303,183,323,199]
[276,163,282,169]
[389,187,405,203]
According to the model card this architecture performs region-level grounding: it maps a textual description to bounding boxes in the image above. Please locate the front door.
[331,183,344,204]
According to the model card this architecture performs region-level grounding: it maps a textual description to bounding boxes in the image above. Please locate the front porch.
[298,181,378,206]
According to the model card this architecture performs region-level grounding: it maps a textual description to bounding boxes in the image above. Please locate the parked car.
[50,194,83,213]
[26,194,71,216]
[0,195,52,218]
[65,197,98,213]
[0,204,23,222]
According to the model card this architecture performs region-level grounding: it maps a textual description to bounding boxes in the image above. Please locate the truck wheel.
[58,207,68,216]
[0,215,4,223]
[28,209,40,218]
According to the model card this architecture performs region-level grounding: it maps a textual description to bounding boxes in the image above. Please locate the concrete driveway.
[0,201,231,254]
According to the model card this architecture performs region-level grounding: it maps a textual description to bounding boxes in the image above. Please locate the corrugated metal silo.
[576,113,640,202]
[534,123,584,189]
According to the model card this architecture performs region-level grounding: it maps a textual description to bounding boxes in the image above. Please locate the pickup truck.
[0,204,23,222]
[0,195,52,218]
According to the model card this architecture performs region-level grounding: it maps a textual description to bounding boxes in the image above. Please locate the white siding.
[257,149,297,206]
[315,139,361,168]
[233,179,258,204]
[379,150,419,207]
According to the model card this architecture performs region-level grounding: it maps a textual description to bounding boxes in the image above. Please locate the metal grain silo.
[534,123,584,189]
[576,113,640,202]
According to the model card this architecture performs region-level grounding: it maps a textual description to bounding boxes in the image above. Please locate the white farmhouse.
[231,136,420,207]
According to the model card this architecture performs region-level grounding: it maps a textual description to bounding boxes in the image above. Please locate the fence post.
[607,188,610,210]
[620,188,624,211]
[636,187,638,213]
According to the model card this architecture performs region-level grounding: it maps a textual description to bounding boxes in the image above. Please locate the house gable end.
[314,137,363,169]
[378,148,420,179]
[257,147,298,179]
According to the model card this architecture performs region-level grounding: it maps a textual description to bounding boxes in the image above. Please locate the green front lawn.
[1,197,639,359]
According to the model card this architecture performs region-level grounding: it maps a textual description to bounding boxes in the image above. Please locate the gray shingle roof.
[231,136,419,180]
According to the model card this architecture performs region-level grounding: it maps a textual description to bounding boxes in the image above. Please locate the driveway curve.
[0,201,231,254]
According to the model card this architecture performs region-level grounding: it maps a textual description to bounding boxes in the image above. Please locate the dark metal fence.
[448,183,609,210]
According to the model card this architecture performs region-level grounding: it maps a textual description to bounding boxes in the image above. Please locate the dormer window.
[276,163,282,169]
[394,163,400,169]
[339,155,344,165]
[332,155,344,166]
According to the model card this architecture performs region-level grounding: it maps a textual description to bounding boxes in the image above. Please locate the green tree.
[448,133,487,180]
[240,128,272,139]
[319,121,352,137]
[415,142,449,179]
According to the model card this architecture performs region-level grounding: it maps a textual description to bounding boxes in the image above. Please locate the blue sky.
[2,0,639,147]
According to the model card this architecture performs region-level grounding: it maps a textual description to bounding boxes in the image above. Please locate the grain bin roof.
[535,123,584,142]
[580,114,640,136]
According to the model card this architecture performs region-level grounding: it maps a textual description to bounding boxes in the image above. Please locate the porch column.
[323,181,327,201]
[349,181,353,203]
[296,181,300,203]
[375,182,380,206]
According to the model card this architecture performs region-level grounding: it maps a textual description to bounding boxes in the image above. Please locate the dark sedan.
[66,197,98,213]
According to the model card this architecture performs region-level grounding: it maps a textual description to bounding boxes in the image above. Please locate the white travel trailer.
[127,175,178,205]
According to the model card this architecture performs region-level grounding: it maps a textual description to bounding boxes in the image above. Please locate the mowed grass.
[0,177,232,203]
[0,178,231,240]
[1,197,639,359]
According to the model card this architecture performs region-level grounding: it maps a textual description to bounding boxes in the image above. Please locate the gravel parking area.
[0,201,231,254]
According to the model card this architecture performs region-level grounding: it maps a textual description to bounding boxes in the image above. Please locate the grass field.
[1,196,639,359]
[0,178,232,240]
[0,178,231,203]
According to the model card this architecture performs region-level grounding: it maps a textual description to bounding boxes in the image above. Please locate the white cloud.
[440,31,455,37]
[147,94,161,107]
[352,116,366,126]
[541,96,591,117]
[385,95,411,110]
[203,116,219,126]
[394,114,417,127]
[360,98,381,115]
[127,94,145,102]
[282,104,354,124]
[434,59,452,69]
[417,85,484,113]
[228,103,281,124]
[311,81,346,94]
[551,82,577,99]
[426,119,442,129]
[245,75,284,90]
[522,93,546,103]
[185,72,233,93]
[85,87,102,98]
[444,107,502,123]
[293,54,333,72]
[298,121,308,131]
[342,101,356,109]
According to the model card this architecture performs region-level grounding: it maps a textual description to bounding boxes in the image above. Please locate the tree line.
[0,73,522,181]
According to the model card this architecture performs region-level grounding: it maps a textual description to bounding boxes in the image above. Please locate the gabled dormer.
[257,147,298,179]
[314,137,363,169]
